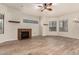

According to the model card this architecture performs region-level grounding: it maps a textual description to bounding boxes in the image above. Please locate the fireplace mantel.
[18,29,32,40]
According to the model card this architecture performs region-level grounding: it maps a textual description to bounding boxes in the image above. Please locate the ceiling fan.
[38,3,53,12]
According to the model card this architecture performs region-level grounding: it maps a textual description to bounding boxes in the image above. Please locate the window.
[59,20,68,32]
[0,14,4,34]
[49,21,57,31]
[23,19,38,24]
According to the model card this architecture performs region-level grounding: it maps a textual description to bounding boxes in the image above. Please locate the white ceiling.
[2,3,79,17]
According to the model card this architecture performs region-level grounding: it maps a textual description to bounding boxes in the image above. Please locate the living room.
[0,3,79,55]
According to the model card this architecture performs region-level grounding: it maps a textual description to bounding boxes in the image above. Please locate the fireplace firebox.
[18,29,32,40]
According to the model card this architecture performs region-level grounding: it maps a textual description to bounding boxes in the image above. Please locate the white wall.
[41,12,79,39]
[1,4,79,43]
[58,12,79,39]
[19,14,40,37]
[0,4,40,43]
[41,16,58,36]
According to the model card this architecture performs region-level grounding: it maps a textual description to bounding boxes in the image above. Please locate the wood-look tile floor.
[0,36,79,55]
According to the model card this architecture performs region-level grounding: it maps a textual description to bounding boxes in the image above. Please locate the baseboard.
[46,35,79,40]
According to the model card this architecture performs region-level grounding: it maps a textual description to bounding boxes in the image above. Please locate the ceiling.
[2,3,79,17]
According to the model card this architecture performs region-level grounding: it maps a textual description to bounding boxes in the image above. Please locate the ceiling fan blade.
[41,8,45,12]
[47,8,52,11]
[38,5,42,7]
[48,3,52,6]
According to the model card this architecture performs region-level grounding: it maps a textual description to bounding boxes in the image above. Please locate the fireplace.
[18,29,32,40]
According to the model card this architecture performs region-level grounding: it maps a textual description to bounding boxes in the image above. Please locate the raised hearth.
[18,29,32,40]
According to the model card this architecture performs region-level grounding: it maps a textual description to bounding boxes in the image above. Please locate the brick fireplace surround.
[18,29,32,40]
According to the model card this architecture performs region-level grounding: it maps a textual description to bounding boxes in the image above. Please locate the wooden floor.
[0,36,79,55]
